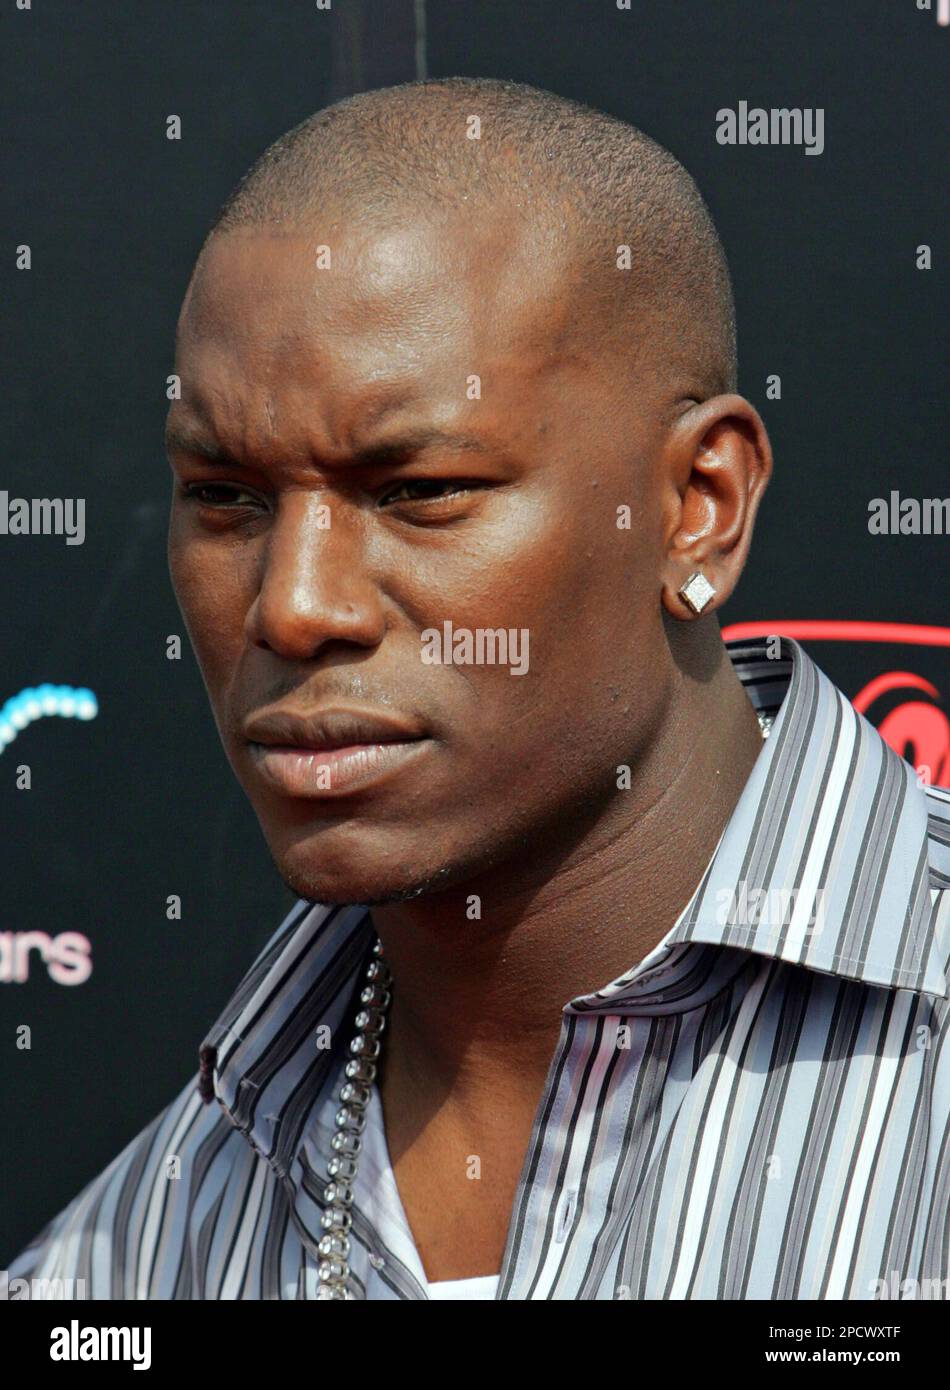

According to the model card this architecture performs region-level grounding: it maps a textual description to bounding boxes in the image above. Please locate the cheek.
[485,511,664,763]
[168,530,252,672]
[491,501,658,678]
[405,506,653,772]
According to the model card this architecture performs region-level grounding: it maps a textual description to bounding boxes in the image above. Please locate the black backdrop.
[2,0,947,1262]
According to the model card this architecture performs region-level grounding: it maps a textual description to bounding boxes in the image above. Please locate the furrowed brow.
[351,430,493,466]
[164,424,494,469]
[164,425,238,466]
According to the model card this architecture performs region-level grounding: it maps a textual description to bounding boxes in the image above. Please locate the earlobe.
[676,570,717,615]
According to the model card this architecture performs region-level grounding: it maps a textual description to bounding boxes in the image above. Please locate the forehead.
[172,214,599,460]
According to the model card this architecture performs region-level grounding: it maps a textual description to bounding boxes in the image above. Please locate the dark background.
[1,0,947,1261]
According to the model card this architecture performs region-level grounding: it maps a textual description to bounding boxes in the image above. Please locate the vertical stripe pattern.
[4,638,949,1300]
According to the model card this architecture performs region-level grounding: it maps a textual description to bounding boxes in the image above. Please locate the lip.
[243,704,431,799]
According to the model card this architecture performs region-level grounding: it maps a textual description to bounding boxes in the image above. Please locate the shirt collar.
[196,635,947,1176]
[566,635,947,1011]
[659,636,946,998]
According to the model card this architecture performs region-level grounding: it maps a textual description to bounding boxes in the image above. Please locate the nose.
[244,491,387,660]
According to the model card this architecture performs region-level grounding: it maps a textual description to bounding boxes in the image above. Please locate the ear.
[658,395,772,621]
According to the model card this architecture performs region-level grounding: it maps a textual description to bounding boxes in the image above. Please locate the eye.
[378,479,478,507]
[182,483,263,509]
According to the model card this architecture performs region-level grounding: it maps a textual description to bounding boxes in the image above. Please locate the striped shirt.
[4,636,949,1300]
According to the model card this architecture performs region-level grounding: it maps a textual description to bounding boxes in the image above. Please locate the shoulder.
[2,1073,248,1299]
[922,779,950,1010]
[923,781,950,889]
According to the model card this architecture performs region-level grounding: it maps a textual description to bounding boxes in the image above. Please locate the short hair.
[202,77,737,398]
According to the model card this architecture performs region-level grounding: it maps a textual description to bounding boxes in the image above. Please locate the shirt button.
[369,1254,385,1270]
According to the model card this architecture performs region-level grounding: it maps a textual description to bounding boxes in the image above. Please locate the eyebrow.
[164,424,494,468]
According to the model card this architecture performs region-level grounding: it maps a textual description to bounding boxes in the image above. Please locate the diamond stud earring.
[677,571,716,614]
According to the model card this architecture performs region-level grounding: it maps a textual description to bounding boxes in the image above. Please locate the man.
[5,77,948,1301]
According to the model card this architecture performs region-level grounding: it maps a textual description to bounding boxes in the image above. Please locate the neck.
[371,639,764,1120]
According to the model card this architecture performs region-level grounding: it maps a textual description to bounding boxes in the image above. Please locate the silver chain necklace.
[316,938,391,1298]
[315,707,775,1297]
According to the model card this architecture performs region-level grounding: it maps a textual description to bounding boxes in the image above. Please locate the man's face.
[166,204,678,904]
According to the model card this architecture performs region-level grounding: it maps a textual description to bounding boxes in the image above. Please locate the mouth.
[243,705,431,799]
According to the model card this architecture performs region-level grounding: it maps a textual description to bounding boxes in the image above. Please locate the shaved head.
[201,76,737,399]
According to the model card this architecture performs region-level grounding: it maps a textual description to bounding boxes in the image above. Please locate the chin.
[271,836,460,907]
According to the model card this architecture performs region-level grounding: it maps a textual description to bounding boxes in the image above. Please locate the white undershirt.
[425,1273,500,1301]
[356,1084,501,1299]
